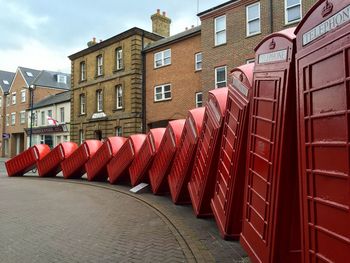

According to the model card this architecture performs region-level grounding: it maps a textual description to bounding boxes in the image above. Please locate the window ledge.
[246,32,261,39]
[213,43,227,48]
[195,69,202,73]
[154,98,172,103]
[113,107,124,112]
[284,20,300,27]
[154,64,171,70]
[79,79,87,84]
[113,68,125,73]
[94,74,104,79]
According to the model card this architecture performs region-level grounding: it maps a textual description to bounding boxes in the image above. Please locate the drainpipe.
[270,0,273,33]
[141,32,146,134]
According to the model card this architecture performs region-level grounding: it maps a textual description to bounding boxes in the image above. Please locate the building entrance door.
[94,130,102,140]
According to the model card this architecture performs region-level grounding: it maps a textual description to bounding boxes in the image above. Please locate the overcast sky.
[0,0,226,74]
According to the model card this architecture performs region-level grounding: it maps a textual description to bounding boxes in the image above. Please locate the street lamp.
[29,84,35,147]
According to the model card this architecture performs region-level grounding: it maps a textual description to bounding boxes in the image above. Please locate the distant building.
[1,67,70,157]
[68,15,167,143]
[144,26,202,129]
[0,70,15,156]
[198,0,316,98]
[26,91,71,149]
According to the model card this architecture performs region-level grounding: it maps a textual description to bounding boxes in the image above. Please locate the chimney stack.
[151,9,171,37]
[87,37,97,47]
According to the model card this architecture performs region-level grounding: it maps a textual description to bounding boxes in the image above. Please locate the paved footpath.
[0,159,249,263]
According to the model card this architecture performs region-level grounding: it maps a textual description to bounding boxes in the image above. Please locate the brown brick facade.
[199,0,316,99]
[144,28,202,129]
[69,28,162,144]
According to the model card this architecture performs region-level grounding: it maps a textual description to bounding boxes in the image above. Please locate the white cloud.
[0,38,71,73]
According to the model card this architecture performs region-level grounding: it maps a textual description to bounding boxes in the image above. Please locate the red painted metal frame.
[295,1,350,262]
[61,140,103,179]
[168,107,206,204]
[188,88,229,217]
[149,119,186,194]
[129,128,166,187]
[107,134,147,185]
[37,142,78,177]
[5,144,50,177]
[85,136,127,182]
[210,63,254,240]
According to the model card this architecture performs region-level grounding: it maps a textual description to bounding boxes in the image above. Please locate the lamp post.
[29,84,35,147]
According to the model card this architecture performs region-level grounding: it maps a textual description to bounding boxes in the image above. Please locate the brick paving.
[0,158,249,262]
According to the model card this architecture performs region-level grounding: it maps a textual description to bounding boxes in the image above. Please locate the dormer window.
[57,74,67,84]
[26,72,33,77]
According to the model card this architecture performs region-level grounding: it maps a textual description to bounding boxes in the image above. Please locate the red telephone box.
[129,128,166,186]
[188,88,228,217]
[210,63,254,240]
[149,119,185,194]
[85,137,127,182]
[6,144,50,177]
[37,142,78,177]
[168,107,205,204]
[240,28,301,263]
[107,134,147,185]
[61,140,103,179]
[295,1,350,262]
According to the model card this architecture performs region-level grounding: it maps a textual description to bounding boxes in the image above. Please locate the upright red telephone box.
[240,28,301,263]
[61,140,103,179]
[85,136,127,181]
[5,144,50,177]
[129,128,165,187]
[149,119,185,194]
[295,1,350,262]
[210,63,254,240]
[107,134,147,185]
[168,107,205,204]
[37,142,78,177]
[188,88,228,217]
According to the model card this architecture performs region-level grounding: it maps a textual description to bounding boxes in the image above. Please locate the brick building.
[198,0,316,98]
[26,91,71,149]
[1,67,70,157]
[144,26,202,129]
[68,27,163,144]
[0,70,15,156]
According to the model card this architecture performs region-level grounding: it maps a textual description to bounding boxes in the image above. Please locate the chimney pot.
[157,9,160,14]
[185,27,188,30]
[162,11,166,16]
[191,25,194,28]
[93,37,96,42]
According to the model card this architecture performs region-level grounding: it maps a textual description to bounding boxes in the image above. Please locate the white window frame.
[154,84,172,102]
[6,95,10,106]
[60,107,65,123]
[11,112,16,125]
[80,61,86,81]
[57,75,67,84]
[20,111,26,124]
[97,55,103,76]
[0,96,2,107]
[246,2,261,37]
[116,48,123,70]
[115,126,122,136]
[116,85,123,109]
[195,92,203,108]
[214,15,226,46]
[41,111,45,126]
[80,94,86,114]
[21,89,26,102]
[154,49,171,68]
[246,58,255,64]
[195,52,202,71]
[284,0,302,25]
[96,90,103,112]
[215,66,227,88]
[12,92,16,105]
[6,114,9,126]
